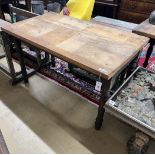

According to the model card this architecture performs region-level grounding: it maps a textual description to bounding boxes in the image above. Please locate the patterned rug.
[138,44,155,72]
[13,44,155,105]
[14,47,101,104]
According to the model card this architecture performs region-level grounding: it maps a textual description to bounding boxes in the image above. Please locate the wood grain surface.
[133,19,155,39]
[2,12,149,79]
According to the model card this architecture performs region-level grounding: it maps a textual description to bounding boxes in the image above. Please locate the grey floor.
[0,57,155,153]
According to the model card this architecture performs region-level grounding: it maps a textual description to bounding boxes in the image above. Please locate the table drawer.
[118,10,148,24]
[120,0,155,14]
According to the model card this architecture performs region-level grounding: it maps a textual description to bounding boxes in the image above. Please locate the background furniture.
[133,19,155,67]
[118,0,155,24]
[93,0,120,18]
[0,0,31,20]
[93,0,155,24]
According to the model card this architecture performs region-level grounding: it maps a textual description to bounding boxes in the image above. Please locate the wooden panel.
[2,13,149,80]
[118,0,155,24]
[118,10,148,24]
[133,19,155,39]
[120,0,155,15]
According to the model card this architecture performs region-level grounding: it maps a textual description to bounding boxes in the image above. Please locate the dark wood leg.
[143,39,155,68]
[119,67,128,85]
[44,52,49,62]
[126,55,139,78]
[14,39,28,84]
[25,0,31,11]
[95,79,112,130]
[50,55,55,67]
[0,7,5,20]
[1,32,16,81]
[113,7,117,19]
[68,63,75,72]
[36,50,42,68]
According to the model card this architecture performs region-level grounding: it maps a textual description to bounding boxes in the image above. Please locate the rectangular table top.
[2,12,149,80]
[133,19,155,39]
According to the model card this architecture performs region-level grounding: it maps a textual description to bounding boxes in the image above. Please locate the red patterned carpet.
[138,44,155,72]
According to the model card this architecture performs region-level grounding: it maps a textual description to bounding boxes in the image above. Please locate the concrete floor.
[0,57,155,153]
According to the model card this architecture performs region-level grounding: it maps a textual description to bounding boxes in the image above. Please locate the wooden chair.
[9,3,38,22]
[0,0,31,20]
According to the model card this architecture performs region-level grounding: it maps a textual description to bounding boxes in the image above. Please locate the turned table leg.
[95,79,112,130]
[143,39,155,68]
[14,39,29,84]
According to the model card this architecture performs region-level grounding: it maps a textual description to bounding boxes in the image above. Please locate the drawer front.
[118,10,148,24]
[120,0,155,14]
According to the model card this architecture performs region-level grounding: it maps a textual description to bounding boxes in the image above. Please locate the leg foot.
[95,107,105,130]
[95,79,111,130]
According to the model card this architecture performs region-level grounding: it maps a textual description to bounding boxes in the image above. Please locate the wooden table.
[1,12,149,129]
[133,19,155,68]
